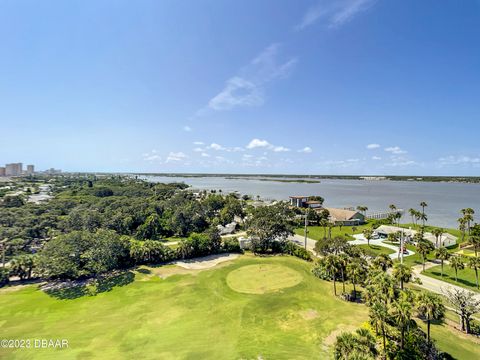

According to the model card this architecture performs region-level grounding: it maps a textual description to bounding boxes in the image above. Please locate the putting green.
[226,264,302,294]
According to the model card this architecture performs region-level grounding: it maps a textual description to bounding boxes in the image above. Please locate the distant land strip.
[131,173,480,184]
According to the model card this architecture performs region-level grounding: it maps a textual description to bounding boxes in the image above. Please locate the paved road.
[412,262,480,301]
[349,234,415,259]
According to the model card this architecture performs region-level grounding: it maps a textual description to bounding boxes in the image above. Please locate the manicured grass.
[422,265,480,293]
[0,255,369,359]
[294,223,374,241]
[416,320,480,360]
[357,244,395,257]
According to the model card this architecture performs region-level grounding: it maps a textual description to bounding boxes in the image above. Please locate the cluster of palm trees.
[334,264,445,359]
[408,202,428,227]
[458,208,475,241]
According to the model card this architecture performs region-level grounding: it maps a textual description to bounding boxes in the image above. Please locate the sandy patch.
[175,253,240,270]
[300,309,319,320]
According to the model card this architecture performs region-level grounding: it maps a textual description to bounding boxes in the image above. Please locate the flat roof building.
[0,167,5,176]
[27,165,34,175]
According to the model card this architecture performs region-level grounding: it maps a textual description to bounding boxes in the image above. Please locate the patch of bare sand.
[138,253,241,279]
[299,309,319,320]
[175,253,240,270]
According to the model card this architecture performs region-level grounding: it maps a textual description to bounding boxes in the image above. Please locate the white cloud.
[205,44,296,112]
[193,147,203,152]
[295,0,377,30]
[273,146,291,152]
[437,155,480,166]
[246,138,271,149]
[385,146,407,155]
[166,152,188,163]
[193,141,204,145]
[183,125,192,132]
[142,150,161,162]
[372,156,382,160]
[366,143,380,149]
[208,143,225,151]
[201,153,210,158]
[298,146,313,153]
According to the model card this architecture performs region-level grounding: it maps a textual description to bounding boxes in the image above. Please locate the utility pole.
[304,211,308,250]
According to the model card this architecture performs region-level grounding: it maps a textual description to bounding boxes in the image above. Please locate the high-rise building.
[27,165,34,175]
[5,163,22,176]
[0,167,5,176]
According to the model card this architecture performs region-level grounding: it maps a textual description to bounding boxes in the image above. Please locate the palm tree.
[431,228,444,248]
[449,255,465,282]
[354,328,378,358]
[467,256,480,289]
[416,240,434,271]
[363,229,373,246]
[347,259,366,301]
[416,292,445,342]
[392,263,412,290]
[370,302,389,359]
[334,332,357,360]
[357,205,368,217]
[468,235,480,257]
[320,219,329,239]
[390,296,413,350]
[372,254,393,272]
[461,208,475,234]
[338,253,349,294]
[325,254,340,296]
[458,217,467,242]
[434,247,450,277]
[408,208,416,225]
[418,213,428,228]
[420,201,428,226]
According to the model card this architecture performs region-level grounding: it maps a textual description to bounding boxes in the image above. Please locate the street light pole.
[304,211,308,250]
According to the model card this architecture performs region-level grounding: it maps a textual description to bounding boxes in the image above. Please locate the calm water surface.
[144,176,480,229]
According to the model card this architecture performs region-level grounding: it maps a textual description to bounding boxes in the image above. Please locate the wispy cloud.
[366,143,380,149]
[204,44,297,112]
[437,155,480,166]
[372,156,382,160]
[166,152,188,163]
[142,150,161,162]
[385,146,407,155]
[183,125,192,132]
[295,0,377,31]
[193,141,204,145]
[298,146,313,153]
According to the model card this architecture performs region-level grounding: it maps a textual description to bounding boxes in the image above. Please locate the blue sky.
[1,0,479,175]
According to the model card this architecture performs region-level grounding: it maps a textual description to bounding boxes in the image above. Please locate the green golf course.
[0,256,368,359]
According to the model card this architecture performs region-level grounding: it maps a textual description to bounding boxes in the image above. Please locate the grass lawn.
[0,255,369,359]
[294,223,374,241]
[357,244,395,257]
[422,265,480,293]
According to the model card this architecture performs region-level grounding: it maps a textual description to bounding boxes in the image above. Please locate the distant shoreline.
[135,173,480,184]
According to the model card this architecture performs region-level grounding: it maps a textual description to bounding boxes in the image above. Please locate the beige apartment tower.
[27,165,34,175]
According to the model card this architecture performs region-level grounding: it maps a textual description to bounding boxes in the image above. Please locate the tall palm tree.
[468,234,480,257]
[325,254,340,296]
[449,255,465,282]
[356,205,368,217]
[434,247,450,277]
[458,217,467,242]
[370,302,389,359]
[347,259,366,301]
[338,253,349,294]
[363,229,373,246]
[416,292,445,343]
[416,239,434,271]
[392,263,412,290]
[390,296,413,350]
[354,328,378,358]
[431,228,444,248]
[420,201,428,226]
[461,208,475,234]
[467,256,480,289]
[408,208,416,225]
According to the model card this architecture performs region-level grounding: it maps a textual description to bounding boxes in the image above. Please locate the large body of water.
[144,176,480,229]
